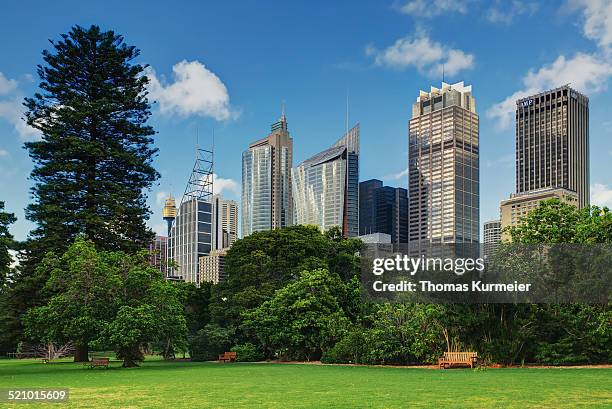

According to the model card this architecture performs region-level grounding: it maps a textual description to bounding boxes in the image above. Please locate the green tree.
[23,237,123,361]
[210,225,361,330]
[506,199,612,243]
[24,238,187,366]
[0,201,16,287]
[242,269,353,361]
[23,24,159,260]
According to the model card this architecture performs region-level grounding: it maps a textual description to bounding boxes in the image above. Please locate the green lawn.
[0,358,610,408]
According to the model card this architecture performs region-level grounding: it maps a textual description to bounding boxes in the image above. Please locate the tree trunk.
[73,344,89,362]
[122,358,139,368]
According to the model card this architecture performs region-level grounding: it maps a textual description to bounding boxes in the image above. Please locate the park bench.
[438,351,478,369]
[218,352,237,362]
[85,357,110,369]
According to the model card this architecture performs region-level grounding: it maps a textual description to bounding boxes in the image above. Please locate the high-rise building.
[408,82,479,245]
[515,86,589,208]
[482,219,501,258]
[359,179,383,235]
[499,86,589,241]
[359,179,408,244]
[199,249,228,284]
[149,235,168,274]
[292,124,360,237]
[500,188,577,241]
[211,194,238,250]
[242,112,293,237]
[168,148,214,284]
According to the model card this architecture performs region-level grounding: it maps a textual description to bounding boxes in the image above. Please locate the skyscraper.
[292,124,359,237]
[499,86,589,240]
[408,82,479,245]
[211,194,238,250]
[168,148,214,283]
[482,219,501,258]
[242,112,293,237]
[359,179,408,244]
[515,86,589,208]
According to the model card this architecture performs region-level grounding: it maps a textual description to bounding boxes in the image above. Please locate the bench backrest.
[92,358,110,364]
[443,352,477,361]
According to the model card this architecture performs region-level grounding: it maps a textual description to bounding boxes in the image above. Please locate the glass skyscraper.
[242,113,293,237]
[408,82,479,245]
[292,124,359,237]
[168,198,212,283]
[359,179,408,244]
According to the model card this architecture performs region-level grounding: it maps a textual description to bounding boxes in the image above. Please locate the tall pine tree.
[0,201,16,287]
[24,25,159,256]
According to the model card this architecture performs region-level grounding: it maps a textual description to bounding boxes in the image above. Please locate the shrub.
[231,343,265,362]
[189,324,233,361]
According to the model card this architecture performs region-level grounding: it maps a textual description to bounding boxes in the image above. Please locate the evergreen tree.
[0,201,16,286]
[24,24,159,256]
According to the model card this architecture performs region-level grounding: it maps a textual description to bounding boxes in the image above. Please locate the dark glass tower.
[359,179,408,243]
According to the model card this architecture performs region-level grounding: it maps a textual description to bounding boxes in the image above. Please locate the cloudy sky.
[1,0,612,241]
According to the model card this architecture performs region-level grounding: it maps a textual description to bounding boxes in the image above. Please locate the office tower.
[359,179,383,235]
[408,82,479,245]
[292,124,360,237]
[199,249,228,284]
[359,179,408,244]
[168,148,214,283]
[499,188,577,241]
[515,86,589,208]
[211,194,238,250]
[482,219,501,258]
[148,235,168,274]
[242,111,293,237]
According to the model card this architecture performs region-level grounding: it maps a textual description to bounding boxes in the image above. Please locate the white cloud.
[383,168,409,180]
[488,1,612,130]
[366,32,474,77]
[146,60,237,121]
[397,0,470,16]
[591,183,612,208]
[569,0,612,48]
[487,53,612,129]
[0,96,39,139]
[0,72,39,139]
[152,222,168,237]
[487,1,539,25]
[156,191,169,206]
[0,149,8,157]
[213,173,240,197]
[0,72,17,95]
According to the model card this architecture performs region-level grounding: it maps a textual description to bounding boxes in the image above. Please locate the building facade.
[199,249,228,284]
[482,219,501,258]
[168,198,213,283]
[212,194,238,250]
[149,235,168,274]
[242,112,293,237]
[500,188,577,241]
[292,124,360,237]
[408,82,480,246]
[359,179,408,244]
[515,86,589,208]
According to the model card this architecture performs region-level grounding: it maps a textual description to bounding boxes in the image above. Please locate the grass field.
[0,358,611,408]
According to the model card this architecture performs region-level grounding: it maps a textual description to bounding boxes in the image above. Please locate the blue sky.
[1,0,611,241]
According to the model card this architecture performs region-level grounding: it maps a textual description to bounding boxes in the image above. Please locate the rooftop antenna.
[442,64,445,84]
[281,100,286,119]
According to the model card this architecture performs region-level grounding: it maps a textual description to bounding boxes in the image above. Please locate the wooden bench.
[85,357,110,369]
[438,352,478,369]
[218,352,237,362]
